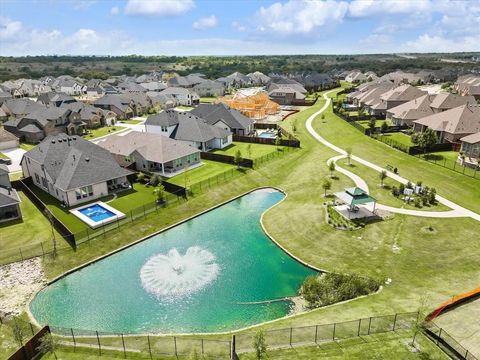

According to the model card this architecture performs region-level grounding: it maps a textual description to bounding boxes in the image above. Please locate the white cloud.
[255,0,348,36]
[232,21,246,32]
[73,1,97,10]
[124,0,194,17]
[0,17,23,40]
[192,15,218,30]
[402,34,480,53]
[110,7,120,16]
[348,0,431,18]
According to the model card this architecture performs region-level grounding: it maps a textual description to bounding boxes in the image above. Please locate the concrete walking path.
[306,91,480,221]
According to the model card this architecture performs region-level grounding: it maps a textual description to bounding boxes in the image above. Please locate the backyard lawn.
[167,159,236,187]
[83,125,127,140]
[357,119,394,129]
[376,132,414,147]
[175,106,194,111]
[0,191,61,262]
[19,142,36,151]
[108,182,158,213]
[199,96,217,103]
[119,119,144,125]
[212,142,285,160]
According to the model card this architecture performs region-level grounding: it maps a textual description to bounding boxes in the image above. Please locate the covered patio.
[333,187,377,220]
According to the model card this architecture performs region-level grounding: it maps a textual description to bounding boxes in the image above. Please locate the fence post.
[437,328,442,345]
[333,323,336,340]
[96,330,101,355]
[29,322,34,336]
[19,248,23,261]
[367,317,372,335]
[315,325,318,343]
[40,242,45,257]
[70,328,76,350]
[201,338,204,355]
[289,327,293,347]
[392,313,398,331]
[102,222,106,238]
[147,335,152,359]
[465,349,469,359]
[143,205,146,217]
[174,336,177,357]
[357,319,362,336]
[130,211,133,222]
[230,335,236,360]
[121,333,126,358]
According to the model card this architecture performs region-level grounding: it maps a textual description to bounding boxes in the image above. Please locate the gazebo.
[334,187,377,219]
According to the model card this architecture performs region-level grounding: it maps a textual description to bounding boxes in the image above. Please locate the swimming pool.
[70,202,125,228]
[31,189,317,334]
[257,131,277,139]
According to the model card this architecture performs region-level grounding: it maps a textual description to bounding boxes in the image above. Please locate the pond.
[30,188,316,334]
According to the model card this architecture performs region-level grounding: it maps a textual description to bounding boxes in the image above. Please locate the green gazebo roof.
[335,187,376,206]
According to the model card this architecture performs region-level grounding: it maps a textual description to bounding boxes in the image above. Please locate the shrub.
[414,197,422,208]
[399,183,405,195]
[150,174,160,186]
[429,188,437,204]
[300,273,381,309]
[391,186,399,197]
[136,172,145,182]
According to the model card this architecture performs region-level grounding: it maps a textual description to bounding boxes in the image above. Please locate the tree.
[136,171,145,183]
[36,332,58,360]
[252,330,268,360]
[346,147,352,165]
[328,160,336,178]
[412,129,438,155]
[321,178,332,197]
[379,170,387,187]
[246,143,252,159]
[380,121,388,134]
[149,174,160,187]
[153,185,166,204]
[368,118,376,132]
[292,119,297,134]
[234,150,243,169]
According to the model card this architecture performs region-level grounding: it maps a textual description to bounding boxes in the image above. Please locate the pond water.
[30,188,316,334]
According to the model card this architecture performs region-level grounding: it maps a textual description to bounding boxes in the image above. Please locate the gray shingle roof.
[0,128,18,142]
[23,134,131,191]
[191,103,253,130]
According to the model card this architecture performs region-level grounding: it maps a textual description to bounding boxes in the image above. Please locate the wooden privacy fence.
[8,326,50,360]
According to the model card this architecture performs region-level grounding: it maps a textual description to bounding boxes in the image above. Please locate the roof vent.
[51,140,56,144]
[58,139,62,142]
[85,157,90,162]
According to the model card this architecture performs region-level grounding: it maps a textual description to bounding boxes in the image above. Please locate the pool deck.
[69,201,126,229]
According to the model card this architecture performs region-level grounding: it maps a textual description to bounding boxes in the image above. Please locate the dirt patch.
[0,258,46,317]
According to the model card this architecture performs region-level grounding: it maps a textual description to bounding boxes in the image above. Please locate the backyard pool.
[70,202,125,228]
[30,189,317,334]
[257,131,277,139]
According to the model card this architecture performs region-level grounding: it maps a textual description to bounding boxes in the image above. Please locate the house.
[459,132,480,166]
[147,92,178,110]
[268,77,307,95]
[429,93,476,113]
[51,77,87,95]
[93,94,134,119]
[97,131,201,176]
[193,80,225,97]
[117,82,148,93]
[21,135,131,207]
[413,104,480,144]
[160,87,199,106]
[37,92,76,107]
[293,72,337,91]
[191,103,254,136]
[4,107,85,143]
[0,165,21,223]
[268,86,306,105]
[387,94,436,127]
[345,71,368,83]
[367,84,426,117]
[145,110,232,151]
[139,82,167,92]
[1,98,44,118]
[60,102,115,128]
[0,128,19,150]
[454,75,480,99]
[216,72,251,89]
[247,72,271,85]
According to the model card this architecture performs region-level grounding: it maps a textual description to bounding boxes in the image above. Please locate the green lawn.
[0,191,61,263]
[212,142,284,160]
[175,106,194,111]
[8,171,23,181]
[108,183,158,213]
[376,132,414,147]
[422,151,459,163]
[167,159,236,187]
[83,126,127,140]
[19,142,37,151]
[357,119,394,129]
[119,119,144,125]
[199,96,217,103]
[12,88,478,359]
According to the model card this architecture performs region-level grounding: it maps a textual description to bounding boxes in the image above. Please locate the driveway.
[1,147,26,173]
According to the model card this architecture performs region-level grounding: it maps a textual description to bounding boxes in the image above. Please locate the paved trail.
[305,90,480,221]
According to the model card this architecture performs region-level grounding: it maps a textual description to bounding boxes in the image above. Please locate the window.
[75,185,94,200]
[221,137,229,145]
[34,173,40,183]
[41,177,48,189]
[161,126,168,132]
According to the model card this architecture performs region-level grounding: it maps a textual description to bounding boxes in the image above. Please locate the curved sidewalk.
[307,91,480,221]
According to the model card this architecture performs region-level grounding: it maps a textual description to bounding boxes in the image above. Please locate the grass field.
[19,142,36,151]
[118,119,144,125]
[376,132,415,147]
[83,126,127,140]
[357,119,394,129]
[199,96,217,103]
[108,183,158,213]
[167,159,236,187]
[212,142,284,160]
[5,87,478,358]
[0,191,61,262]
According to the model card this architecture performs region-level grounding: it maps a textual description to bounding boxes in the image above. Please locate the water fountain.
[140,247,220,298]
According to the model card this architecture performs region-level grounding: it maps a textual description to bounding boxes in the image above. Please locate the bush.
[136,172,145,182]
[414,197,422,208]
[391,186,399,197]
[150,174,160,186]
[300,273,381,309]
[399,183,405,195]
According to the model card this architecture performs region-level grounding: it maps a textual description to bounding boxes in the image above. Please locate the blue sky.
[0,0,479,56]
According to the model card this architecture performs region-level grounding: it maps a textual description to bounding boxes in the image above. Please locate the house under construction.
[216,90,280,120]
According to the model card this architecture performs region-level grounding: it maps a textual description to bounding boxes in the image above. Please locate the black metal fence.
[425,322,478,360]
[415,153,480,179]
[200,151,253,168]
[234,311,418,354]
